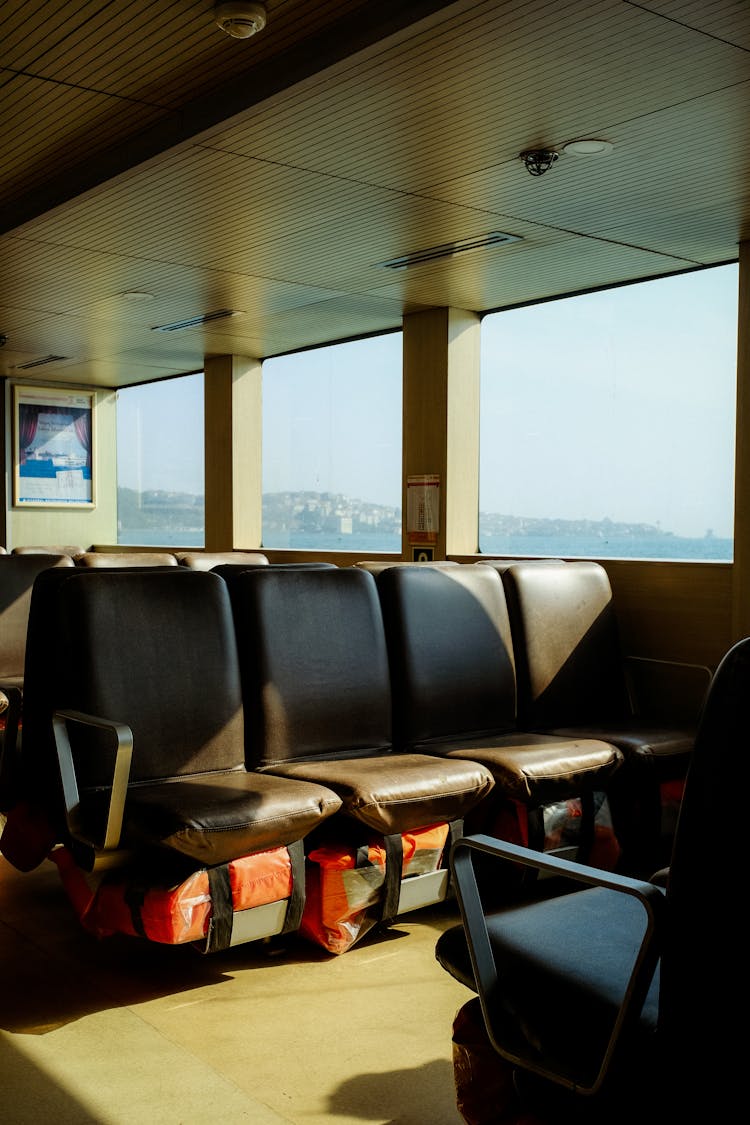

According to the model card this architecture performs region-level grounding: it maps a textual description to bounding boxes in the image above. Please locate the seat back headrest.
[75,551,178,567]
[20,568,245,798]
[502,559,630,726]
[176,551,269,570]
[0,553,75,677]
[376,564,517,746]
[228,566,392,767]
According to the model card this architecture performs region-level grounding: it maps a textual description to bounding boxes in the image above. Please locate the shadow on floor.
[327,1058,461,1124]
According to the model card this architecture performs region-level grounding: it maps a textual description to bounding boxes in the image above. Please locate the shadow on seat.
[221,565,495,949]
[375,564,624,885]
[437,635,747,1122]
[501,560,711,874]
[0,567,343,951]
[74,551,178,567]
[175,550,269,570]
[0,552,75,812]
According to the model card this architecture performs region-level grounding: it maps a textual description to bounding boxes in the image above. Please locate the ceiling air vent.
[152,309,240,333]
[15,354,69,369]
[379,231,521,270]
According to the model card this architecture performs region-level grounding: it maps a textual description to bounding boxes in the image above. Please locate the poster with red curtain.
[13,385,95,507]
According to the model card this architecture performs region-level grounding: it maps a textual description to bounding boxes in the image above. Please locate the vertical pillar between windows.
[402,308,480,558]
[204,354,262,551]
[732,242,750,640]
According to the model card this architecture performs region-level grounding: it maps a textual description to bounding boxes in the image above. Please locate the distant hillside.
[119,486,700,542]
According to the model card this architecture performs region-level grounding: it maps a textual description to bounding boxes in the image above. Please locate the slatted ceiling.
[514,96,750,241]
[0,0,397,207]
[383,240,690,315]
[2,0,750,383]
[207,2,737,197]
[431,79,750,237]
[637,0,750,49]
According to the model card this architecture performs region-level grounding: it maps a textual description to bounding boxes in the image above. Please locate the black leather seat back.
[0,553,74,681]
[20,567,245,801]
[376,565,517,747]
[502,560,631,727]
[227,566,392,768]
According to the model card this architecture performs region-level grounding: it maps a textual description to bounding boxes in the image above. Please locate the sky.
[117,262,738,541]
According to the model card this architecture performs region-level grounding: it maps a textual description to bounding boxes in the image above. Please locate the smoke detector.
[215,2,267,39]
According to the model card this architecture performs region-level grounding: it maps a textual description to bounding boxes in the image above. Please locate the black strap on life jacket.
[443,818,464,897]
[281,838,306,933]
[124,880,149,939]
[379,832,404,926]
[205,863,234,953]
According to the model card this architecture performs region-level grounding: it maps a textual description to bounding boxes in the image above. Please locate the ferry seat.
[222,564,495,926]
[354,559,461,575]
[11,545,86,556]
[213,562,337,580]
[176,550,269,570]
[0,552,75,812]
[501,559,711,874]
[1,566,343,949]
[375,564,624,879]
[437,636,747,1122]
[74,550,179,566]
[474,557,565,574]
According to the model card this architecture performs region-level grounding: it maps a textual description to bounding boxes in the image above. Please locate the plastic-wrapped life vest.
[50,843,294,945]
[301,822,450,955]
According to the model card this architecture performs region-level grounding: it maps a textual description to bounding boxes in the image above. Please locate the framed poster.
[13,385,96,508]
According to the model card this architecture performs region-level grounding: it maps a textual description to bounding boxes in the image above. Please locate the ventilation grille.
[15,354,69,369]
[152,309,239,333]
[379,231,521,270]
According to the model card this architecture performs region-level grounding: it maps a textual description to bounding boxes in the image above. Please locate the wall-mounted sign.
[406,474,439,544]
[13,384,96,509]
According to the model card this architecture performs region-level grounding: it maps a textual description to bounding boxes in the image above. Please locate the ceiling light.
[15,354,69,369]
[120,290,155,301]
[562,139,614,156]
[215,2,267,39]
[152,309,241,333]
[519,149,559,177]
[379,231,521,270]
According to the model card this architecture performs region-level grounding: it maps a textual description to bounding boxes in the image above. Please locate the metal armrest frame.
[450,833,666,1096]
[623,655,712,721]
[53,709,133,851]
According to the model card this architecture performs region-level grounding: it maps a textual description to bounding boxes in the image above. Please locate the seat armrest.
[624,655,711,721]
[449,833,666,1095]
[0,682,24,811]
[53,709,133,851]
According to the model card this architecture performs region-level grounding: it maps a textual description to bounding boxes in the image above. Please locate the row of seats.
[0,564,496,951]
[6,546,271,569]
[0,555,707,952]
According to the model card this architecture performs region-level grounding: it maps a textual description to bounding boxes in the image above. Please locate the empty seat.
[475,557,565,574]
[1,568,343,949]
[436,636,749,1121]
[376,564,624,871]
[222,565,495,927]
[11,545,84,556]
[0,552,75,811]
[213,562,337,581]
[75,551,178,567]
[176,551,269,570]
[501,560,709,873]
[354,559,460,575]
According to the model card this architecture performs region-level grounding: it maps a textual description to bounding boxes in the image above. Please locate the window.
[116,373,204,546]
[262,334,402,551]
[479,265,738,561]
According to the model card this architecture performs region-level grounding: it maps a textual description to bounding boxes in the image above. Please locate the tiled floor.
[0,854,471,1124]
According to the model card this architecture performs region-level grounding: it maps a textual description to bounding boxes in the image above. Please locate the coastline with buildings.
[117,488,732,561]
